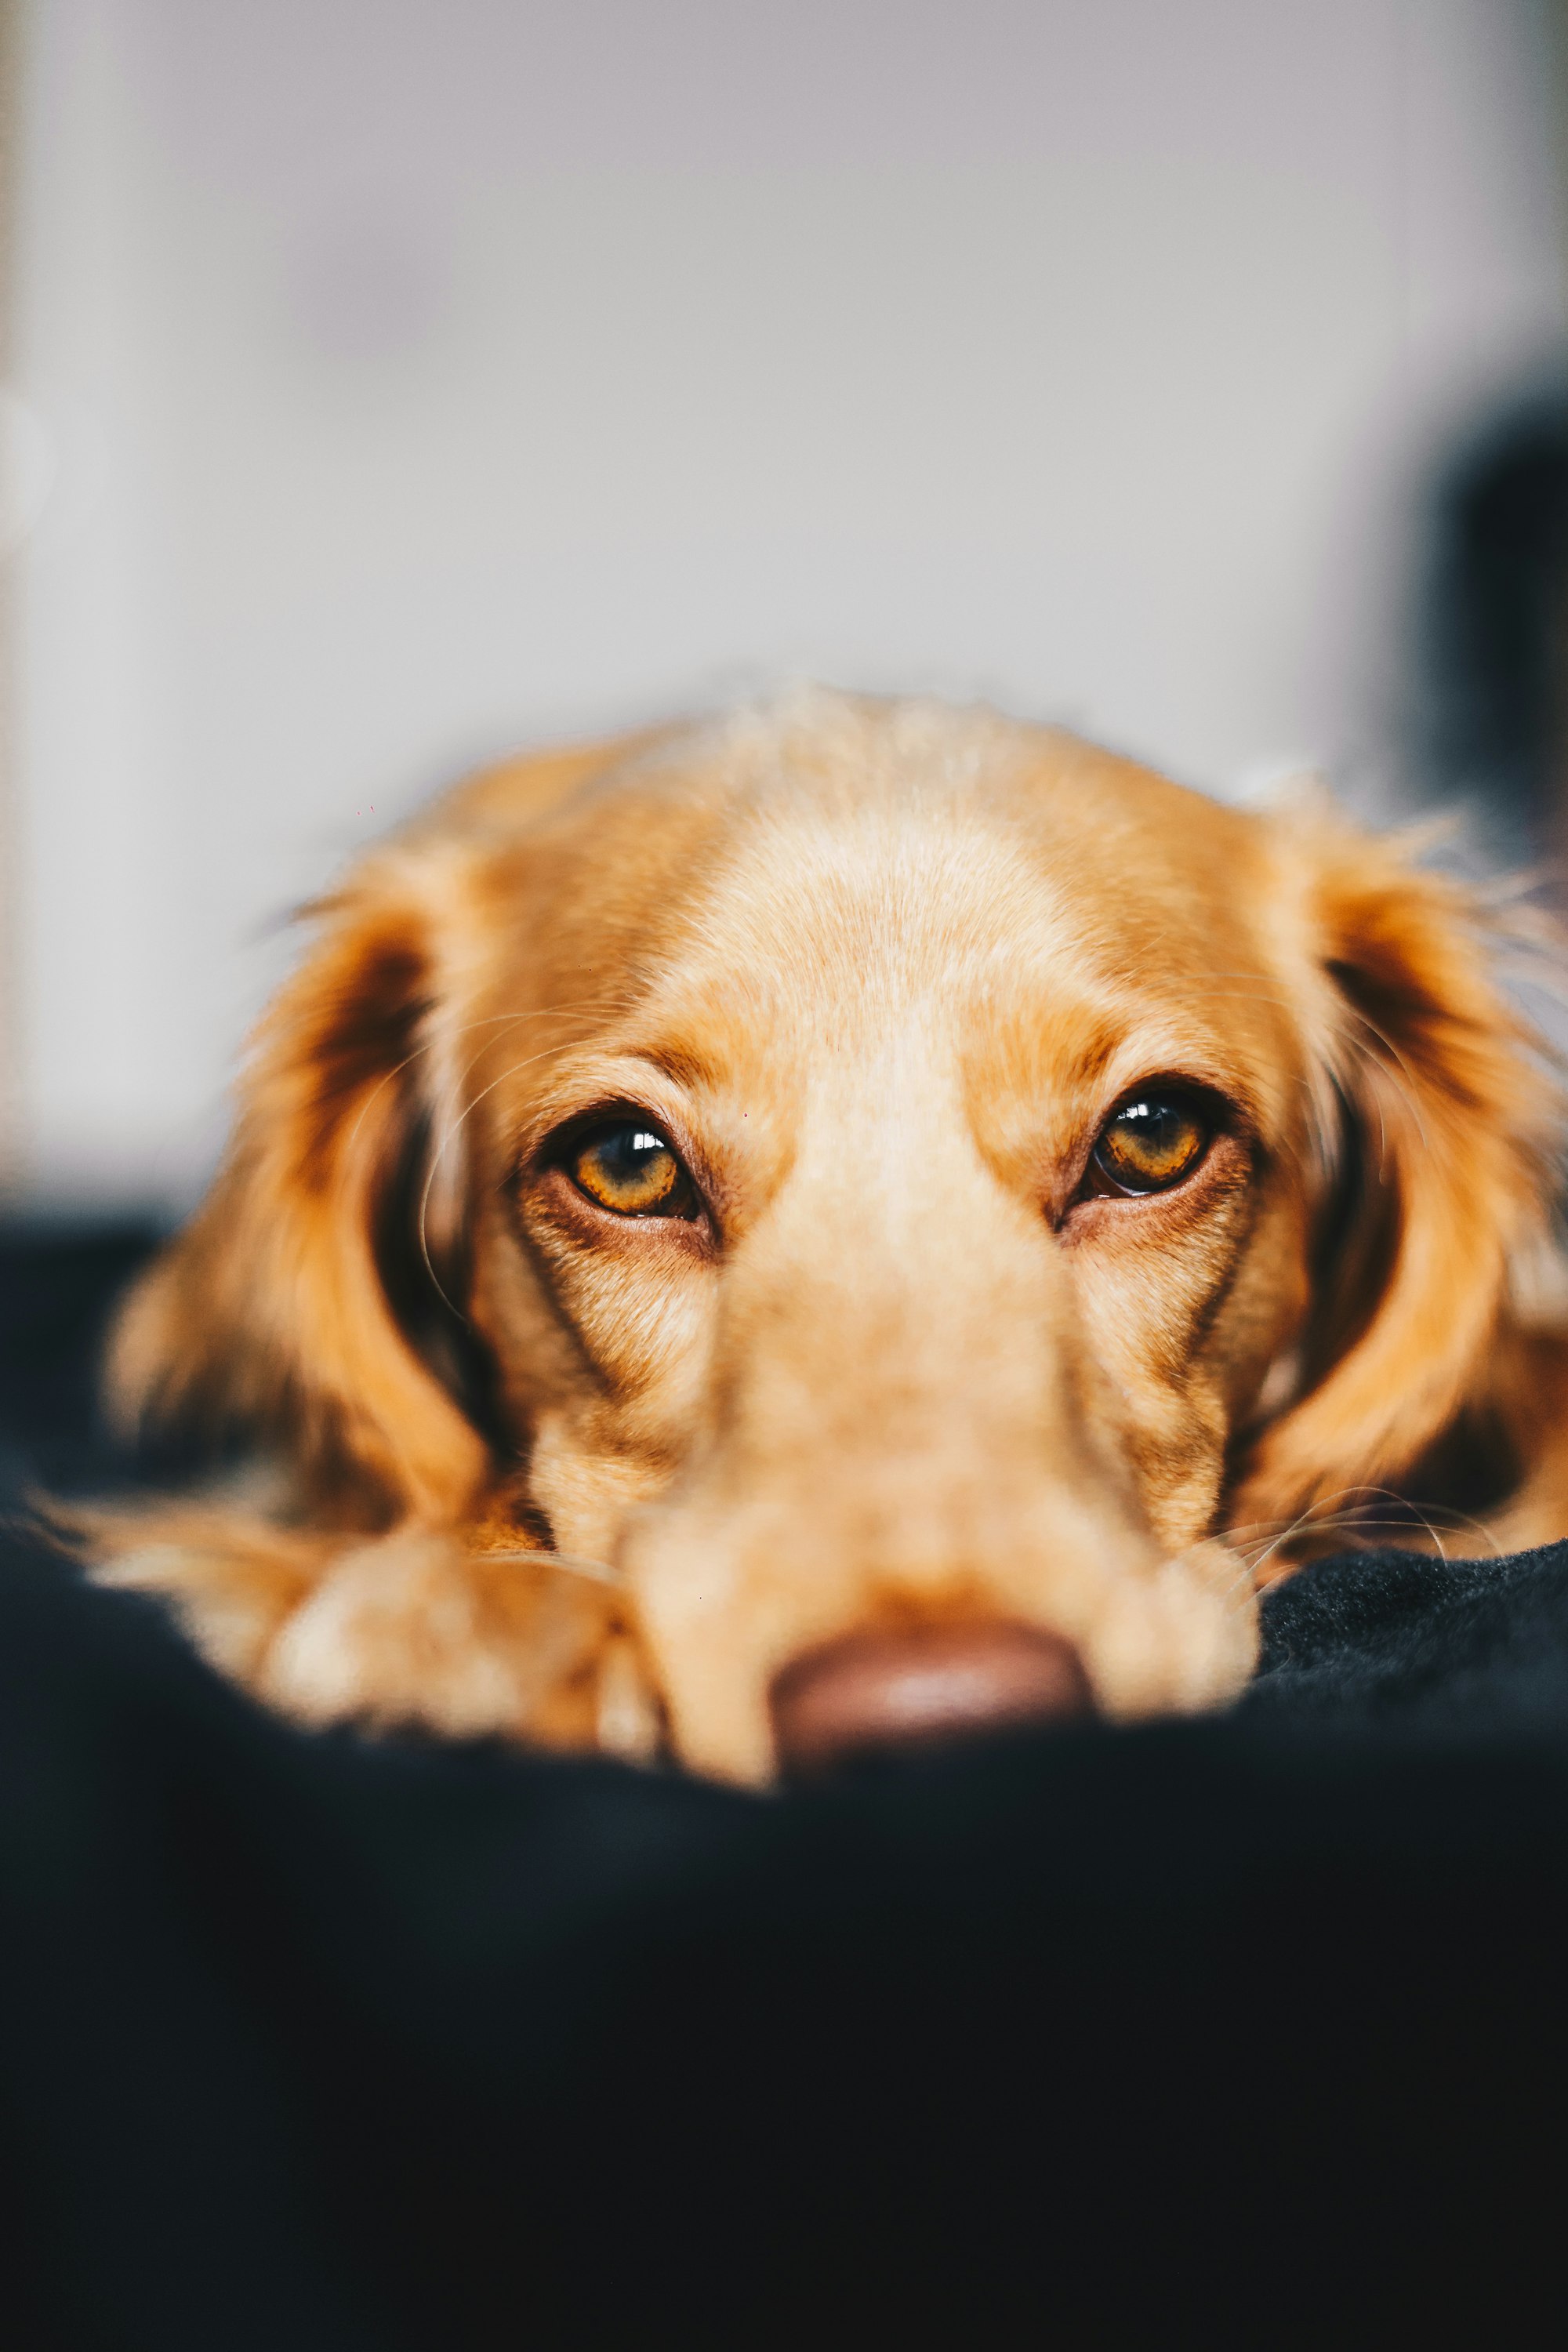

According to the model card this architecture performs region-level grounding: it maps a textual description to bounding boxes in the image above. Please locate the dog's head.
[111,694,1559,1780]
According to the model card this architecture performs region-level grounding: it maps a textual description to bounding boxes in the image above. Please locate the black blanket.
[5,1226,1568,2347]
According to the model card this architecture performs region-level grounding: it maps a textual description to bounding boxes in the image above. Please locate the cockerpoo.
[90,690,1568,1781]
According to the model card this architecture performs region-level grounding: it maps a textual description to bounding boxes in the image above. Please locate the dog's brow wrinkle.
[627,1041,722,1091]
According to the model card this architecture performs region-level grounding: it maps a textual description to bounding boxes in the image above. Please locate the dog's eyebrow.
[618,1039,724,1093]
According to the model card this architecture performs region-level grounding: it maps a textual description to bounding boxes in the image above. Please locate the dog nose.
[769,1619,1093,1776]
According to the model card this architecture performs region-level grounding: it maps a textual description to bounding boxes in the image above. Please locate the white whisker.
[475,1546,625,1587]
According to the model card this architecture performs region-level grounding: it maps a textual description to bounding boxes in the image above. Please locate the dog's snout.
[769,1619,1093,1776]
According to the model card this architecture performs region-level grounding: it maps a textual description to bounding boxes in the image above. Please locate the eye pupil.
[571,1120,688,1214]
[1091,1092,1208,1195]
[608,1131,662,1172]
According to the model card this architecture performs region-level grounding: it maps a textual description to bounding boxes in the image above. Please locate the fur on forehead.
[460,697,1298,1138]
[493,691,1259,956]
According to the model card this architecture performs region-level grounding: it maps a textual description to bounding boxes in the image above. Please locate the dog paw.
[257,1528,639,1749]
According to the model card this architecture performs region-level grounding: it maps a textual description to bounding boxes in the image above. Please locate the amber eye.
[1090,1091,1210,1196]
[570,1120,692,1216]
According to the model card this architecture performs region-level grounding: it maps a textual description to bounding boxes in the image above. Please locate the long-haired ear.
[107,840,493,1525]
[1234,807,1562,1537]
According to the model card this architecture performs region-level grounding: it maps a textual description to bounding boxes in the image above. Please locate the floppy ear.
[108,840,494,1526]
[1235,809,1562,1539]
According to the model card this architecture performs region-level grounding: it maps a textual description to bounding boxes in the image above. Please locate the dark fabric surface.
[5,1222,1568,2346]
[0,1221,168,1504]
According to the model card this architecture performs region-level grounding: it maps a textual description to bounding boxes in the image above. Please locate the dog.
[90,688,1568,1783]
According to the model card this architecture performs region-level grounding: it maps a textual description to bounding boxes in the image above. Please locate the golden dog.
[93,690,1568,1782]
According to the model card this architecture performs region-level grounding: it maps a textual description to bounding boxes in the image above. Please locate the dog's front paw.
[258,1529,658,1755]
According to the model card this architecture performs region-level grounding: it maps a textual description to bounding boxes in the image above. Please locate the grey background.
[3,0,1564,1205]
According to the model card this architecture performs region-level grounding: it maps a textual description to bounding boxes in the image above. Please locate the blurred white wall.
[4,0,1565,1205]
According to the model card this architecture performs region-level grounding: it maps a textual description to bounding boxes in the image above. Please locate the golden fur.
[89,691,1568,1781]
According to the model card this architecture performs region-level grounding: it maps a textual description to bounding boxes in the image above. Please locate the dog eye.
[570,1121,693,1216]
[1089,1091,1210,1196]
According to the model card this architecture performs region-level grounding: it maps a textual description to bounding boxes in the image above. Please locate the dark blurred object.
[1414,385,1568,868]
[5,1229,1568,2344]
[0,1218,164,1504]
